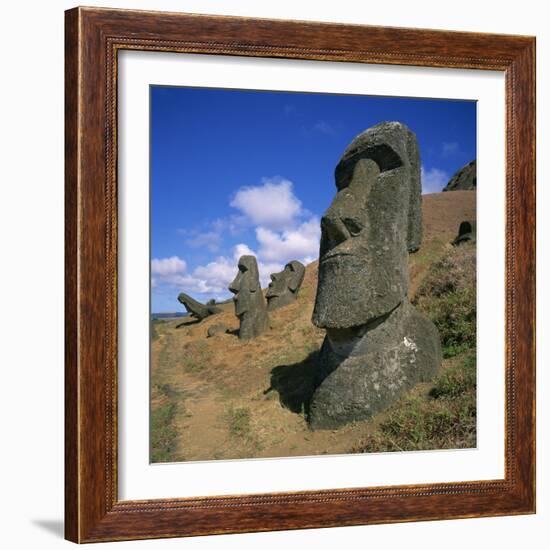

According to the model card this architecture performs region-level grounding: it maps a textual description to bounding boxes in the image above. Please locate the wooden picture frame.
[65,6,536,543]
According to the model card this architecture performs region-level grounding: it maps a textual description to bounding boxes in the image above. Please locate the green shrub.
[354,352,476,453]
[151,321,160,341]
[151,401,177,462]
[182,340,211,372]
[430,352,476,399]
[414,243,476,357]
[227,407,252,438]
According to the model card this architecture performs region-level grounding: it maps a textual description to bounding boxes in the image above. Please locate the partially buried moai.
[177,292,221,321]
[452,220,476,246]
[266,260,306,311]
[228,255,270,339]
[309,121,442,429]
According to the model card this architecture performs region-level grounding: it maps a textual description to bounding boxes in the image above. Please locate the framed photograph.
[65,7,535,543]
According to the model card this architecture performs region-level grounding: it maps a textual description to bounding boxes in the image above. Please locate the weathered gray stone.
[228,255,269,339]
[443,160,476,192]
[452,220,476,246]
[309,121,441,430]
[313,122,421,330]
[177,292,221,321]
[266,260,306,311]
[207,323,229,337]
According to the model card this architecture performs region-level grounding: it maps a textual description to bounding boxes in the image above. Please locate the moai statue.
[177,292,221,321]
[309,121,441,429]
[452,220,476,246]
[266,260,306,311]
[228,255,269,339]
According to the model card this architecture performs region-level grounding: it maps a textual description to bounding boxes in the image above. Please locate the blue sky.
[151,86,476,312]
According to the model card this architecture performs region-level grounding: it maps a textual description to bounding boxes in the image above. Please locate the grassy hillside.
[151,190,477,462]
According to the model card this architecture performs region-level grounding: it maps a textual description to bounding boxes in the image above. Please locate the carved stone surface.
[452,220,476,246]
[443,159,477,192]
[266,260,306,311]
[310,121,441,429]
[228,255,270,340]
[177,292,221,321]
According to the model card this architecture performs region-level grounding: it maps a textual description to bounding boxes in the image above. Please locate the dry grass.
[353,352,476,453]
[414,242,476,357]
[150,191,477,462]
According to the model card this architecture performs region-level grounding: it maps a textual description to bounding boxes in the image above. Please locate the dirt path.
[152,313,458,462]
[150,191,476,462]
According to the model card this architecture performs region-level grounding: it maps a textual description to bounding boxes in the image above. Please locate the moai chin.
[228,255,270,339]
[309,121,442,429]
[266,260,306,311]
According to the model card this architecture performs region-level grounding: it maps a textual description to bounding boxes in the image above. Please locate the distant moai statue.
[266,260,306,311]
[228,255,269,339]
[452,220,476,246]
[177,292,221,321]
[309,121,442,429]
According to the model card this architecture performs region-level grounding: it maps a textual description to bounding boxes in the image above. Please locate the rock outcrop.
[228,255,270,340]
[309,121,441,429]
[443,160,476,192]
[207,323,229,337]
[266,261,306,311]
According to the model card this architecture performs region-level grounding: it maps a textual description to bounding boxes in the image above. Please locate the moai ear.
[287,261,305,292]
[288,275,300,292]
[406,128,422,253]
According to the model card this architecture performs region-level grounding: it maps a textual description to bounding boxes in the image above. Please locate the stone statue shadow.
[266,350,319,416]
[175,318,201,329]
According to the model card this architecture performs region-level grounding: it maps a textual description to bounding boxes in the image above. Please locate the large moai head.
[228,255,269,339]
[228,255,261,316]
[312,122,421,330]
[266,260,306,311]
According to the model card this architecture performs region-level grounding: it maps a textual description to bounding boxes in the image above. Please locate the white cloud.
[179,215,249,255]
[153,177,322,303]
[150,227,319,300]
[151,254,232,297]
[442,141,460,158]
[256,217,320,264]
[151,245,264,299]
[151,256,186,276]
[230,243,284,288]
[312,120,336,135]
[421,166,449,194]
[191,256,236,294]
[184,230,222,252]
[233,242,255,259]
[230,178,303,230]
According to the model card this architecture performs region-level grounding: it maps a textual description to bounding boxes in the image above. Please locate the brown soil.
[151,191,476,462]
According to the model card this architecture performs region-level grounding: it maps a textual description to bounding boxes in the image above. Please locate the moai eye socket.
[342,217,363,237]
[238,264,248,273]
